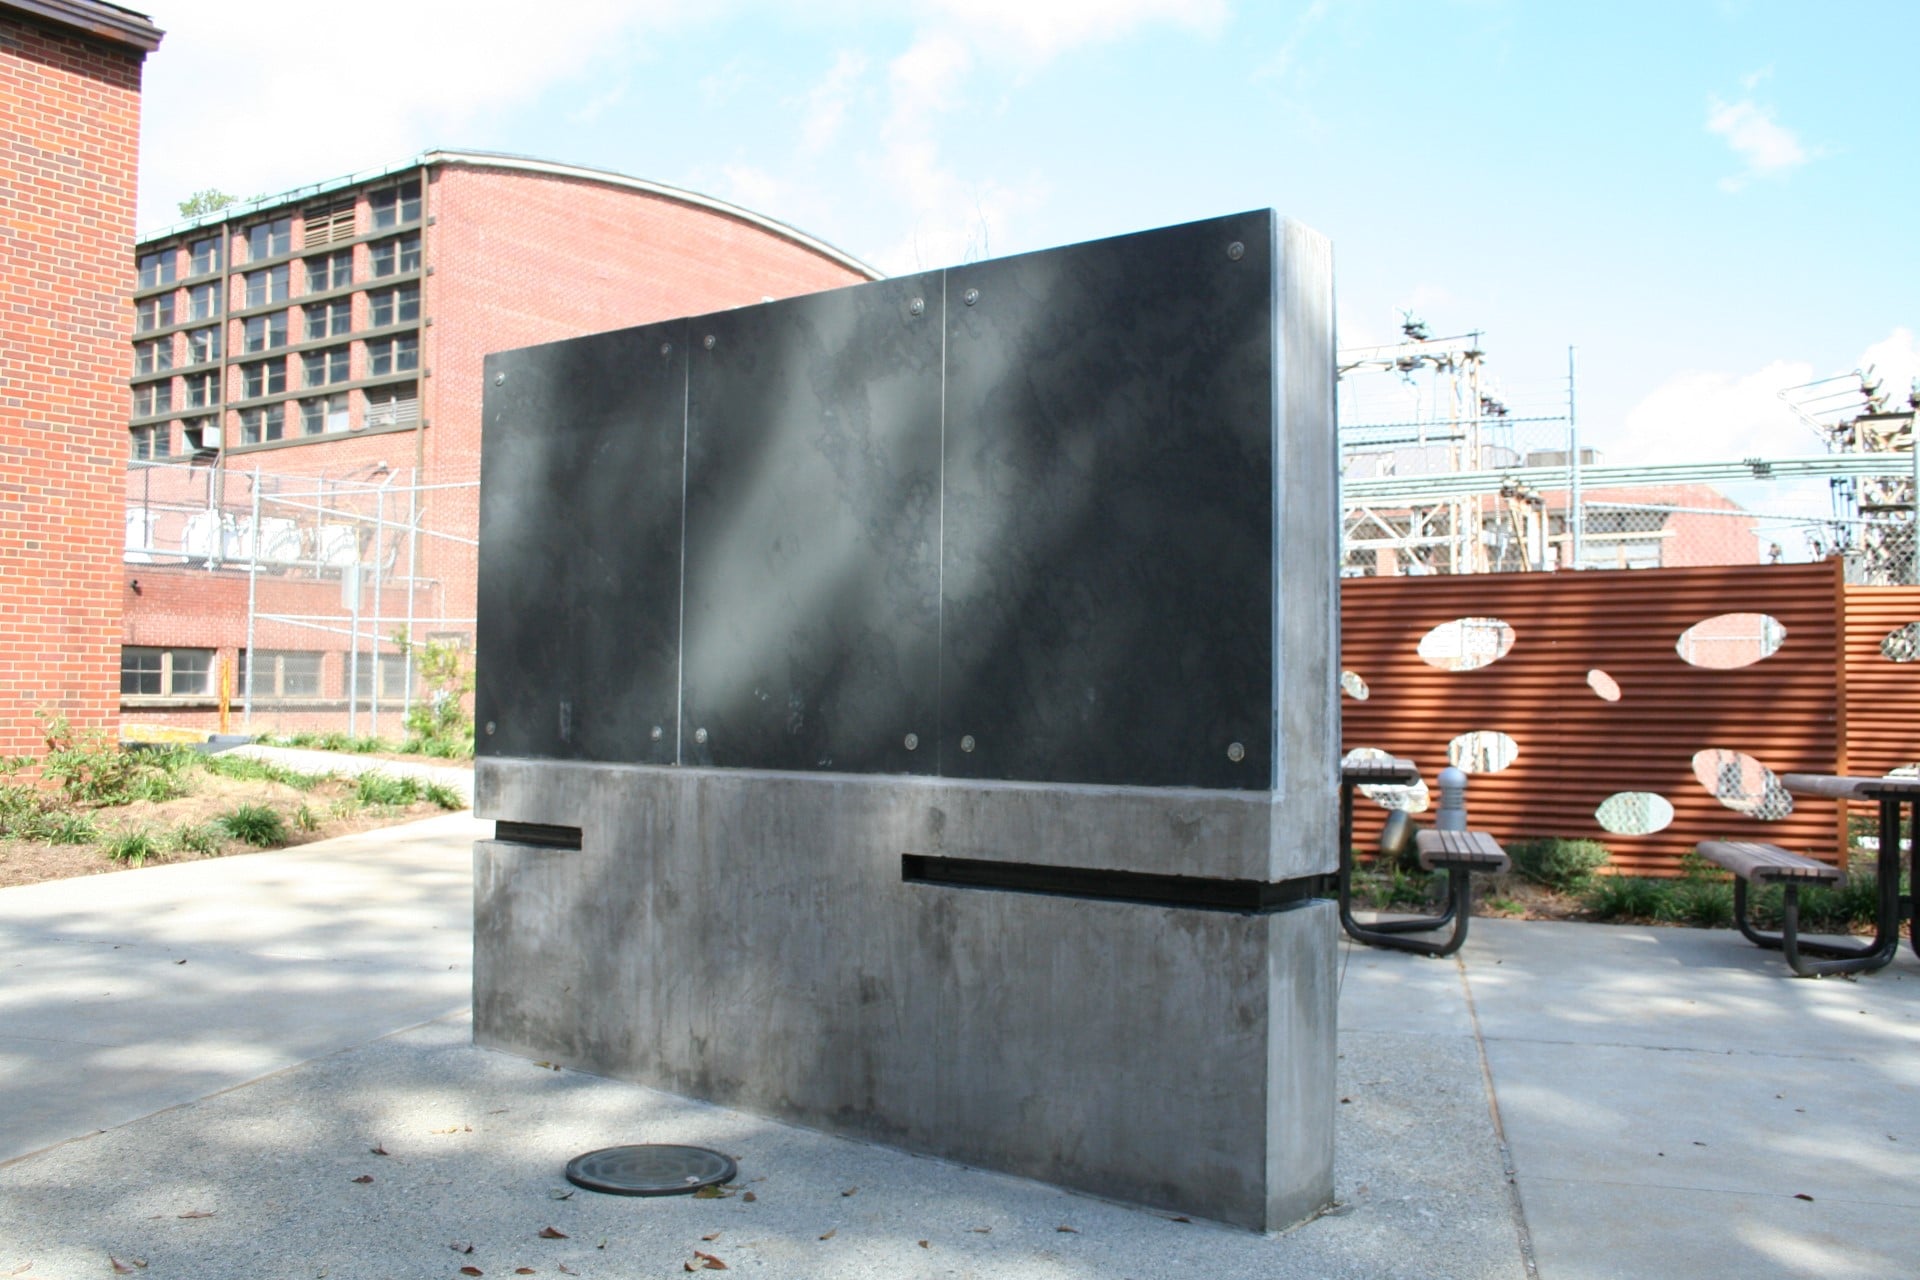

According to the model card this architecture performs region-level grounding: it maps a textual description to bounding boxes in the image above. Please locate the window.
[242,312,288,352]
[367,284,420,328]
[182,371,220,408]
[368,180,421,230]
[188,236,222,275]
[241,359,286,398]
[368,233,420,278]
[239,404,284,444]
[351,653,414,699]
[180,416,217,453]
[367,334,418,377]
[186,326,221,364]
[239,649,323,698]
[137,250,175,289]
[305,250,351,293]
[364,384,418,428]
[188,282,221,320]
[303,346,350,387]
[120,646,215,697]
[130,423,172,462]
[132,380,172,417]
[300,393,350,435]
[303,197,355,247]
[135,295,174,333]
[133,339,173,375]
[246,217,291,261]
[244,265,289,308]
[306,299,351,340]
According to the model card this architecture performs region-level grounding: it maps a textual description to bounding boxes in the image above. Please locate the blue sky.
[135,1,1917,472]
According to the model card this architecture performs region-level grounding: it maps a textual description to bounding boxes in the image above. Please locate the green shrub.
[292,803,321,833]
[1657,879,1734,928]
[1583,875,1669,921]
[354,772,422,807]
[39,811,101,845]
[199,753,325,791]
[422,781,466,811]
[104,828,162,865]
[38,712,146,807]
[217,803,288,846]
[1509,837,1611,892]
[1350,863,1438,912]
[169,822,224,855]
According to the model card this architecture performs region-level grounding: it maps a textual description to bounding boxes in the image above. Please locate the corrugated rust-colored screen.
[1842,586,1920,777]
[1340,561,1844,875]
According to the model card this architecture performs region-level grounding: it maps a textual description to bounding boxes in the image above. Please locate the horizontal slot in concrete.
[901,853,1328,913]
[493,820,582,849]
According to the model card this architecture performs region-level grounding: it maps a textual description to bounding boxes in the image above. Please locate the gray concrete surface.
[1,815,1916,1278]
[474,761,1341,1230]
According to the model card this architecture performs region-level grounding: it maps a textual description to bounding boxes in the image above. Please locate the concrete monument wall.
[472,210,1339,1230]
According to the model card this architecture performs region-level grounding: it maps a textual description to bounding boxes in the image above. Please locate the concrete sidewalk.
[0,816,1915,1278]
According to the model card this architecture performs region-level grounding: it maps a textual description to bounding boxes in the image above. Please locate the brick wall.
[1,14,145,754]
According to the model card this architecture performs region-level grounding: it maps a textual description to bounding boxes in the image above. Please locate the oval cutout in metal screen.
[1674,613,1785,670]
[1416,617,1515,672]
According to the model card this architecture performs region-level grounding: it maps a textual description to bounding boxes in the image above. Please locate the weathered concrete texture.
[474,759,1338,1230]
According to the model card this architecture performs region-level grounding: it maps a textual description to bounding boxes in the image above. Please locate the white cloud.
[1706,93,1811,192]
[798,51,872,156]
[135,0,683,229]
[1253,0,1331,82]
[913,0,1227,61]
[1859,327,1920,410]
[1614,359,1820,466]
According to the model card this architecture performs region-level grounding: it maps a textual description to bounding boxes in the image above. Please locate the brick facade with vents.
[1,5,154,754]
[122,154,874,735]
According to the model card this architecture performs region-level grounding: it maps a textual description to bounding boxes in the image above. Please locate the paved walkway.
[225,742,475,802]
[1,816,1915,1278]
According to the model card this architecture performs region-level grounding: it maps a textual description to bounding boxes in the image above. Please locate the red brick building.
[122,151,878,735]
[1,0,161,754]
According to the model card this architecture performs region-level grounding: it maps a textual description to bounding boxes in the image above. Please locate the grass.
[198,753,325,791]
[103,828,163,866]
[355,771,423,807]
[258,731,471,760]
[216,803,288,847]
[169,822,225,855]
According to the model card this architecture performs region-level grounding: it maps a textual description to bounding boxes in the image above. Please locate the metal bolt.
[703,334,716,350]
[493,372,505,385]
[1227,742,1245,763]
[962,288,979,306]
[909,297,925,316]
[650,725,663,741]
[960,734,976,753]
[660,342,672,356]
[694,727,709,744]
[904,733,919,751]
[484,721,496,736]
[1227,241,1245,261]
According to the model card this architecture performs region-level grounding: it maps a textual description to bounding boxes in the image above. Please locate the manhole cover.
[564,1144,738,1197]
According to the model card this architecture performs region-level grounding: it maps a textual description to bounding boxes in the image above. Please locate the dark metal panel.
[939,211,1276,789]
[680,276,943,774]
[476,321,686,763]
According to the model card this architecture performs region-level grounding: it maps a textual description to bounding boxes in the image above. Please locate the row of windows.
[134,234,421,332]
[133,285,420,374]
[131,336,418,417]
[121,646,415,699]
[131,384,418,459]
[135,181,422,290]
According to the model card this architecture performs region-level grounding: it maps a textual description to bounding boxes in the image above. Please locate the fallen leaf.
[841,1187,857,1197]
[701,1232,720,1242]
[548,1188,574,1201]
[538,1227,568,1240]
[1339,1097,1351,1104]
[370,1143,388,1156]
[1795,1193,1814,1202]
[1170,1216,1192,1224]
[4,1262,27,1276]
[691,1251,728,1271]
[177,1210,214,1219]
[917,1240,929,1249]
[1056,1225,1078,1234]
[968,1227,990,1234]
[174,959,186,965]
[516,1270,536,1276]
[559,1268,578,1276]
[818,1229,836,1242]
[351,1175,374,1184]
[108,1261,146,1275]
[430,1125,473,1135]
[460,1268,484,1277]
[740,1192,756,1203]
[450,1243,474,1254]
[692,1185,733,1200]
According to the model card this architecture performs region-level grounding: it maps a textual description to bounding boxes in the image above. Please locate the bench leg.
[1341,867,1474,958]
[1734,880,1899,978]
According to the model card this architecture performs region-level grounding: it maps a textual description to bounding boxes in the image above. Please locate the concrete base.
[473,758,1337,1231]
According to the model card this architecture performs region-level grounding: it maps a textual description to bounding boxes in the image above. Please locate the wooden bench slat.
[1415,828,1509,872]
[1695,840,1841,885]
[1782,772,1920,800]
[1342,757,1419,786]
